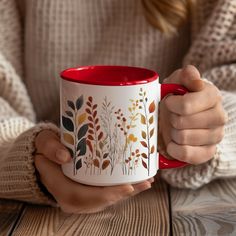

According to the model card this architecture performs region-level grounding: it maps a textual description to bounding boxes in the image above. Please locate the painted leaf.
[141,153,148,159]
[88,135,94,140]
[149,101,155,113]
[141,141,147,148]
[67,100,75,110]
[65,111,73,117]
[77,138,86,156]
[76,159,82,170]
[76,95,84,110]
[141,131,146,139]
[95,118,99,124]
[141,114,146,124]
[149,116,154,124]
[88,129,94,134]
[85,108,91,114]
[102,160,110,170]
[98,132,103,141]
[99,141,104,150]
[86,140,93,153]
[103,153,109,159]
[77,113,87,126]
[88,96,93,103]
[150,128,154,138]
[63,133,74,145]
[93,110,97,118]
[93,104,98,110]
[62,116,74,131]
[88,123,93,128]
[142,160,147,169]
[93,159,100,168]
[66,147,74,158]
[88,116,93,122]
[96,125,101,131]
[96,150,101,158]
[77,124,89,140]
[151,145,155,154]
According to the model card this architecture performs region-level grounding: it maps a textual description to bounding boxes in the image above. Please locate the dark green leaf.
[65,111,73,117]
[77,124,88,140]
[76,159,82,170]
[66,147,74,158]
[76,95,84,110]
[62,116,74,131]
[67,100,75,110]
[77,138,86,156]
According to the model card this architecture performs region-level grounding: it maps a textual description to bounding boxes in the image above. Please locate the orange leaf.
[102,160,110,170]
[141,131,146,139]
[141,141,147,147]
[141,153,148,159]
[150,128,154,138]
[93,159,100,168]
[141,114,146,124]
[149,116,154,124]
[151,145,155,154]
[149,101,156,113]
[63,133,74,145]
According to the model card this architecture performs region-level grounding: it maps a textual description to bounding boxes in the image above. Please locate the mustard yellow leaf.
[63,133,74,145]
[140,114,146,124]
[77,113,87,126]
[141,131,146,139]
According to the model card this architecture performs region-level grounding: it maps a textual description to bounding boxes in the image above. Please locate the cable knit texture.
[0,0,235,205]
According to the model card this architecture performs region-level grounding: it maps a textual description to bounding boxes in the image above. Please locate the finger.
[166,142,216,165]
[164,65,205,92]
[165,83,221,115]
[35,130,71,164]
[170,126,225,146]
[169,105,228,129]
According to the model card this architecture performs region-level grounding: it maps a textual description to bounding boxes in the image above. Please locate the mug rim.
[60,65,159,86]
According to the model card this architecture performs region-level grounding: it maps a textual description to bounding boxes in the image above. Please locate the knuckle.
[180,97,192,115]
[172,130,187,145]
[170,115,184,129]
[179,146,191,163]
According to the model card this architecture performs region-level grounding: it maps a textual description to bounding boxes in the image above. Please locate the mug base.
[63,172,157,186]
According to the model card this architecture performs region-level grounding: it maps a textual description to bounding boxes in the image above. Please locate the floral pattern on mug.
[61,90,156,176]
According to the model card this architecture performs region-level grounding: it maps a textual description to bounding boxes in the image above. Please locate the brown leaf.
[141,114,146,124]
[93,159,100,167]
[93,104,98,110]
[96,150,101,158]
[150,128,154,138]
[149,116,154,124]
[88,135,94,140]
[88,116,93,122]
[88,129,94,134]
[141,153,148,159]
[86,102,91,107]
[88,123,94,128]
[102,160,110,170]
[99,141,104,150]
[63,133,74,145]
[151,145,155,154]
[149,101,156,113]
[96,125,101,131]
[95,118,99,124]
[93,110,97,118]
[142,160,147,169]
[98,132,103,141]
[88,96,93,102]
[85,108,91,114]
[141,131,146,139]
[103,153,109,159]
[86,140,93,153]
[141,141,147,148]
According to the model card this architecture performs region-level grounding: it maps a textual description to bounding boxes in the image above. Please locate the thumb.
[163,65,205,92]
[35,129,71,164]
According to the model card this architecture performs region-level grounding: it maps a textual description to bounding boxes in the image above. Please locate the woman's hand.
[34,130,153,214]
[159,65,228,165]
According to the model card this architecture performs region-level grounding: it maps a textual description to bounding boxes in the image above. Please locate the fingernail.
[56,149,71,162]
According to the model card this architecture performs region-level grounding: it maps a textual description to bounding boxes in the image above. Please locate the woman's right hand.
[34,130,153,214]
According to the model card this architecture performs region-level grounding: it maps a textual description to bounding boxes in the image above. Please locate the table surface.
[1,176,236,236]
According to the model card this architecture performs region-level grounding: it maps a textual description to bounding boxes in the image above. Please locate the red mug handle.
[159,84,189,169]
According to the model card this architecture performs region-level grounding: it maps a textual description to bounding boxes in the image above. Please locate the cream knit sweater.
[0,0,236,205]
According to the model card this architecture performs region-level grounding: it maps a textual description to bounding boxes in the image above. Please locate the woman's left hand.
[159,65,228,165]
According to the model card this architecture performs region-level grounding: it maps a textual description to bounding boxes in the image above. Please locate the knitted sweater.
[0,0,236,205]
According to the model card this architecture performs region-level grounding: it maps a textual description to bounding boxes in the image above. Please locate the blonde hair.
[142,0,195,35]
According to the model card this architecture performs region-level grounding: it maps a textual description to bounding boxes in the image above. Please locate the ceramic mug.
[60,65,188,186]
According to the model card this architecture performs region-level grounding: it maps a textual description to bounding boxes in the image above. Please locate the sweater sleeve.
[161,0,236,189]
[0,0,58,205]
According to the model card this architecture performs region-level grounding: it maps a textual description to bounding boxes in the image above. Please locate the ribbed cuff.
[0,122,60,206]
